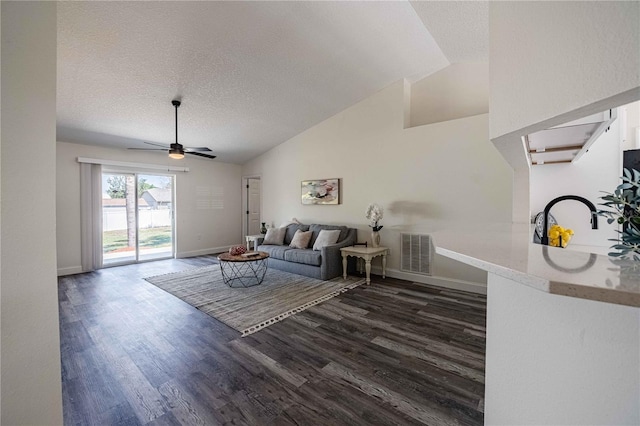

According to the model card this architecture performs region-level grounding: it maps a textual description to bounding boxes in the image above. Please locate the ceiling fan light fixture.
[168,148,184,159]
[169,143,185,159]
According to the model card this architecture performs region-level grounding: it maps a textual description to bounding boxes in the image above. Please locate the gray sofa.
[257,223,357,280]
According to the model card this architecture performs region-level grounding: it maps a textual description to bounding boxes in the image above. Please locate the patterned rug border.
[144,265,366,337]
[239,278,365,336]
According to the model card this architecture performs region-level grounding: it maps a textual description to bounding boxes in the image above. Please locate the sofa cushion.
[284,249,322,266]
[309,224,349,246]
[263,227,286,245]
[257,245,290,260]
[284,224,310,245]
[289,229,313,249]
[312,229,341,251]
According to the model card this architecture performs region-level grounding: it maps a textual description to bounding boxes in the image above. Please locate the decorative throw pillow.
[312,229,341,251]
[289,230,312,249]
[284,224,310,245]
[263,227,286,245]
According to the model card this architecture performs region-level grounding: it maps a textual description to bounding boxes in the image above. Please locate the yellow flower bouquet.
[548,224,574,248]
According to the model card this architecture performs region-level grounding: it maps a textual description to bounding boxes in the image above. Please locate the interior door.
[247,178,261,235]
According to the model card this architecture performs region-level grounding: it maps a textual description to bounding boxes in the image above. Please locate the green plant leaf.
[601,168,640,259]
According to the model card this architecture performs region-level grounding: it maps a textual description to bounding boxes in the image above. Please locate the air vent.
[401,233,432,275]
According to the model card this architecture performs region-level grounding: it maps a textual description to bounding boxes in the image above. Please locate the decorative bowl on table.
[229,245,247,256]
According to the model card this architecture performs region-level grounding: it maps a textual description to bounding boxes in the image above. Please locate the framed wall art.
[301,178,340,205]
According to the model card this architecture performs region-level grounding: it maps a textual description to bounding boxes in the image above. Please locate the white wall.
[490,1,640,142]
[485,273,640,425]
[1,2,63,424]
[56,142,243,275]
[530,113,621,248]
[489,1,640,223]
[410,62,488,128]
[242,80,513,289]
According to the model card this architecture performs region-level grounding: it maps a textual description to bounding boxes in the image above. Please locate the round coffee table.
[217,251,269,288]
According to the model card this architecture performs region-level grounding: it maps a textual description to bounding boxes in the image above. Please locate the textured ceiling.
[410,1,488,63]
[57,1,450,164]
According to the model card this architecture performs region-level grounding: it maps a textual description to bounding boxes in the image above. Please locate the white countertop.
[431,224,640,307]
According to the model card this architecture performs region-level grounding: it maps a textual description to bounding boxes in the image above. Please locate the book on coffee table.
[241,252,261,258]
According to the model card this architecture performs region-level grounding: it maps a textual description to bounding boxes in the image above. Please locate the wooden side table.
[340,246,389,285]
[245,234,264,250]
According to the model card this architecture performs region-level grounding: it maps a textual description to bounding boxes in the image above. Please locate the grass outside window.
[103,226,172,253]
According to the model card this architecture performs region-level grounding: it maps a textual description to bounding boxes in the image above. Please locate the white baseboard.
[177,246,233,259]
[58,248,233,275]
[57,266,84,277]
[370,266,487,295]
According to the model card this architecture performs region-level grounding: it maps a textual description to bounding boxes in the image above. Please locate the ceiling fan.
[128,100,217,160]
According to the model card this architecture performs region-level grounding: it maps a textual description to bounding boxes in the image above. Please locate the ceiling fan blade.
[144,141,170,148]
[127,148,167,151]
[187,151,217,159]
[184,147,213,152]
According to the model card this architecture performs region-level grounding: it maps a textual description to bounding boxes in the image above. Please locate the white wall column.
[1,2,63,424]
[485,273,640,425]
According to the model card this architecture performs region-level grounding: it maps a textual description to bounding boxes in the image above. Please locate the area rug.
[145,265,366,336]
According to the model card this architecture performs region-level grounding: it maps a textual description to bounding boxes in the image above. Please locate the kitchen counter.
[431,223,640,307]
[432,223,640,424]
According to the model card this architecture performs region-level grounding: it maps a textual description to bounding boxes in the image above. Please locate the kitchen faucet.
[541,195,598,246]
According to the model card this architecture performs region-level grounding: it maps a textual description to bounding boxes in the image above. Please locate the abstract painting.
[301,179,340,205]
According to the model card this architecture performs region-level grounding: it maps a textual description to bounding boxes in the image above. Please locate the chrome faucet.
[541,195,598,246]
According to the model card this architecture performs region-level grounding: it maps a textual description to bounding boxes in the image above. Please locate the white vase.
[371,231,380,248]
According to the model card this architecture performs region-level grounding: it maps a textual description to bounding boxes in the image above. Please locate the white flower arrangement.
[365,203,384,231]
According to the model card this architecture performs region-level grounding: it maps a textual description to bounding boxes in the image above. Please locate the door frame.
[242,174,262,239]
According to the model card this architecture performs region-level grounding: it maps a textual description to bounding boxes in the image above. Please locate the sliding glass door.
[102,172,136,265]
[138,174,174,261]
[102,172,174,266]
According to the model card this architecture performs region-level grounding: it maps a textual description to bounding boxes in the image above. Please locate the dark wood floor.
[58,255,486,425]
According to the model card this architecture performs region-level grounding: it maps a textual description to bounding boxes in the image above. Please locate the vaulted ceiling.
[57,1,488,164]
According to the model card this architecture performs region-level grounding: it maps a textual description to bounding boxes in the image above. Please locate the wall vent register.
[401,233,432,276]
